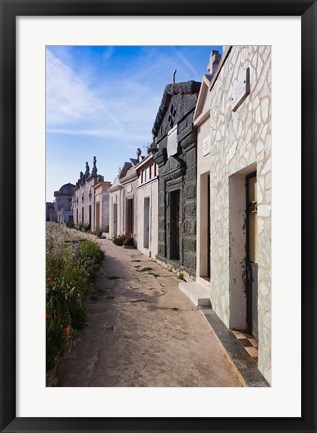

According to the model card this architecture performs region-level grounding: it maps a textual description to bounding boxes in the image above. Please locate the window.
[167,125,178,158]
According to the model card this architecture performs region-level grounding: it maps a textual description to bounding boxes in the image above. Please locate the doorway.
[229,164,257,334]
[169,190,180,260]
[246,172,258,339]
[126,198,134,237]
[113,203,118,237]
[200,173,211,279]
[96,202,100,231]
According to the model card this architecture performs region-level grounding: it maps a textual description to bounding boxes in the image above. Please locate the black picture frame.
[0,1,316,432]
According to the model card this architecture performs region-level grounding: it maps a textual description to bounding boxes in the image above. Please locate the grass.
[46,224,104,372]
[177,272,185,281]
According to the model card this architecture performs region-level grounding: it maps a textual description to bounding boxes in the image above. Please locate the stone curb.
[199,307,269,387]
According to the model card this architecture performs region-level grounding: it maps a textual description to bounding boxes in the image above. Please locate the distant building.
[53,183,75,224]
[72,157,111,231]
[153,80,201,276]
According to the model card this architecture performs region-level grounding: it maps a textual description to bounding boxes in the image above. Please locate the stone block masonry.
[153,80,201,277]
[209,46,271,384]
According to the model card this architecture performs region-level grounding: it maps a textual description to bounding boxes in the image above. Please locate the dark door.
[246,173,258,339]
[96,202,100,231]
[126,198,134,237]
[170,190,180,260]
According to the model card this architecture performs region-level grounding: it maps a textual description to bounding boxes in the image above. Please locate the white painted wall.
[137,178,158,258]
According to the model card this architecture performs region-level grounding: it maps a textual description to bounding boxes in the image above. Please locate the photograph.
[1,2,315,431]
[46,45,271,388]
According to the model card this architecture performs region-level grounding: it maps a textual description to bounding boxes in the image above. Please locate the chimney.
[207,50,221,75]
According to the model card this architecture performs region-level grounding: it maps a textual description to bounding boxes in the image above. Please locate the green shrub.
[112,234,126,246]
[66,220,75,228]
[123,237,134,246]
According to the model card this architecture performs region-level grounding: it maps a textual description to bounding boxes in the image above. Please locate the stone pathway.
[57,238,243,387]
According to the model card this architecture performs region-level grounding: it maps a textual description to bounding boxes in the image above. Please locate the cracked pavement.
[57,238,243,387]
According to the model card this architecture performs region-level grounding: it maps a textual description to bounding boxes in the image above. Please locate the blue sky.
[46,45,222,201]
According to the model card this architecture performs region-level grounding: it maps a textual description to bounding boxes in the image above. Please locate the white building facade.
[93,181,111,232]
[135,152,159,258]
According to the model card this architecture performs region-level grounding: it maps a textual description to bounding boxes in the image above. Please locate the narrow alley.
[57,238,242,387]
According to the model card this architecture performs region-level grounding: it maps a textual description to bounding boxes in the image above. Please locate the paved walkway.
[57,238,242,387]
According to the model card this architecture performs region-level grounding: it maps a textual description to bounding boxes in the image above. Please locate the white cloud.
[46,127,149,141]
[46,49,122,126]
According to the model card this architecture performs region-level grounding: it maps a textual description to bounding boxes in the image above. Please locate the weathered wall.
[209,46,271,383]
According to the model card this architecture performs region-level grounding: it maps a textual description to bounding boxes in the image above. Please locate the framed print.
[0,0,316,432]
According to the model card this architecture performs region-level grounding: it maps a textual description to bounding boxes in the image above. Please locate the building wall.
[109,177,123,238]
[209,46,271,383]
[196,119,211,288]
[137,177,158,258]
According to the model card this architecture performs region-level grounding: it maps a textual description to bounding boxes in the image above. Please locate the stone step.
[178,282,211,307]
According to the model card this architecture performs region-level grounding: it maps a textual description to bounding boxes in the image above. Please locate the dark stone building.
[153,80,201,276]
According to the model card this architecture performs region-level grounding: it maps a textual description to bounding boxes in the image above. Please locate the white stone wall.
[137,178,158,258]
[95,188,110,231]
[209,46,271,383]
[109,177,123,238]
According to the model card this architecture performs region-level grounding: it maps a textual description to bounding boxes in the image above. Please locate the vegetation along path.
[57,237,242,387]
